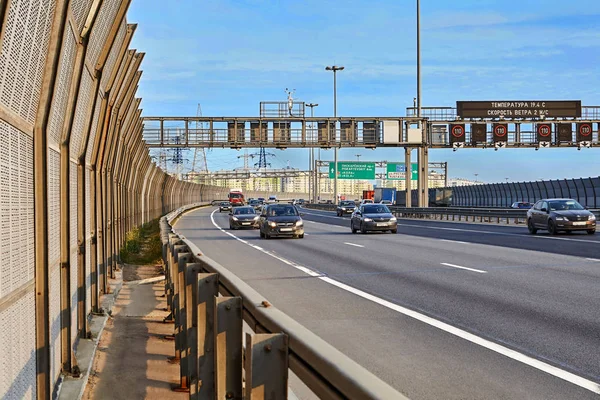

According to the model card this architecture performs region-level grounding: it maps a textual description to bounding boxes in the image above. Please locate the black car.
[351,204,397,234]
[229,206,259,230]
[259,204,304,239]
[527,198,596,235]
[336,200,356,216]
[219,201,232,212]
[248,199,262,210]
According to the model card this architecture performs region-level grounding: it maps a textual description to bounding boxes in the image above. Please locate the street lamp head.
[326,65,345,71]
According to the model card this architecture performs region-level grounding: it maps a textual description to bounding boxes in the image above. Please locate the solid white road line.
[401,222,598,244]
[208,209,599,395]
[344,242,364,248]
[441,262,487,274]
[586,258,600,262]
[440,239,469,245]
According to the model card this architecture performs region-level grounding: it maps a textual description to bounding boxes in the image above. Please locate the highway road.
[175,206,600,400]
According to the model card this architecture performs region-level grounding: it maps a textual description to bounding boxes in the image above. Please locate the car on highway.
[359,199,374,206]
[336,200,357,216]
[229,206,260,230]
[511,201,533,209]
[248,199,262,210]
[218,201,232,212]
[527,198,596,235]
[267,195,278,203]
[351,204,397,234]
[379,200,393,205]
[259,204,304,239]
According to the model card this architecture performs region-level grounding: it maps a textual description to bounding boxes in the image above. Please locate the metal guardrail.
[160,203,407,400]
[304,204,600,225]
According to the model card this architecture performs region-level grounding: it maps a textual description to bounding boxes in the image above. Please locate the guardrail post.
[215,297,243,400]
[185,262,204,399]
[168,244,187,346]
[196,273,219,399]
[245,333,289,400]
[174,251,192,392]
[165,237,184,323]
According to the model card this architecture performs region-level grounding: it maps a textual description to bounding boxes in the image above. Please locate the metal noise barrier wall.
[161,204,408,400]
[0,2,228,398]
[395,177,600,208]
[449,177,600,208]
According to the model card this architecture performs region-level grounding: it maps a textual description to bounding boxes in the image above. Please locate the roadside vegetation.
[120,218,162,265]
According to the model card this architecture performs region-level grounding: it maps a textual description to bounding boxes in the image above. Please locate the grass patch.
[120,218,163,265]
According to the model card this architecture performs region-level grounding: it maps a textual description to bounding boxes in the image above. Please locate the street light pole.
[417,0,421,122]
[326,65,344,204]
[306,103,318,203]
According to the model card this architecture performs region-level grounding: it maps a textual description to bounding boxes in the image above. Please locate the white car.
[379,200,393,205]
[360,199,374,206]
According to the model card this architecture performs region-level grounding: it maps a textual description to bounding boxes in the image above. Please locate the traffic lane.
[175,208,599,400]
[226,216,600,382]
[303,207,600,242]
[300,208,600,259]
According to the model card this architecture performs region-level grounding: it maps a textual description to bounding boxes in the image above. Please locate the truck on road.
[374,187,396,204]
[228,190,245,206]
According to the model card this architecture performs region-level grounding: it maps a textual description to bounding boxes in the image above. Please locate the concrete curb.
[57,272,123,400]
[124,275,165,286]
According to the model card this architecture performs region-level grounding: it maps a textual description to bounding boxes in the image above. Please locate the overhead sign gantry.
[142,100,600,208]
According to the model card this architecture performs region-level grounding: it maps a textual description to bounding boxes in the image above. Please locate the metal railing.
[161,204,407,400]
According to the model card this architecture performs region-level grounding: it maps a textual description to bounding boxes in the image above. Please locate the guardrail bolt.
[225,304,231,310]
[226,392,234,399]
[264,344,272,352]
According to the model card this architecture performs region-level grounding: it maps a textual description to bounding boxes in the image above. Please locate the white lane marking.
[304,209,599,244]
[401,222,598,244]
[344,242,364,248]
[440,239,469,245]
[208,210,599,394]
[440,262,487,274]
[586,258,600,262]
[317,276,600,395]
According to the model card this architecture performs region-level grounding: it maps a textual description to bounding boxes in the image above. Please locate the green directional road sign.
[328,162,376,180]
[386,163,418,180]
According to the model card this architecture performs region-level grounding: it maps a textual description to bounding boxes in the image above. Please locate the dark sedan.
[351,204,397,234]
[229,206,260,230]
[248,199,262,210]
[527,198,596,235]
[219,201,232,212]
[336,200,356,216]
[259,204,304,239]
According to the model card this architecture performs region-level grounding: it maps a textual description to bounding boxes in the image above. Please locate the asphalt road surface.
[174,206,600,400]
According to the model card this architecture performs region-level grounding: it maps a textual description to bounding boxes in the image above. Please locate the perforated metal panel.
[47,149,62,391]
[0,290,37,399]
[0,122,34,299]
[86,0,121,68]
[70,68,94,160]
[0,0,56,124]
[85,93,103,165]
[48,24,77,145]
[99,21,126,91]
[70,163,78,348]
[85,173,91,314]
[70,0,94,34]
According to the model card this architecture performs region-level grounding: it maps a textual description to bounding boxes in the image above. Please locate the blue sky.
[128,0,600,183]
